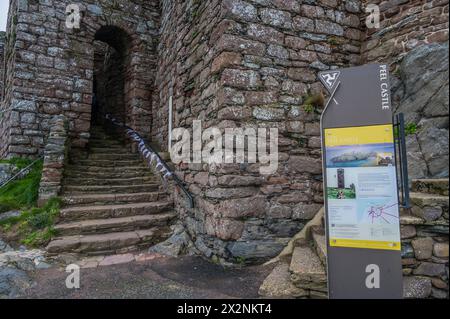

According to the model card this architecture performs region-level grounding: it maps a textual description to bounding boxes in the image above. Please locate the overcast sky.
[1,1,9,31]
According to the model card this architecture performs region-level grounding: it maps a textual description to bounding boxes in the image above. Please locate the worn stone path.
[23,255,272,299]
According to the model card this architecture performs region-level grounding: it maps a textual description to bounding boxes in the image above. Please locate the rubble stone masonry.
[0,32,5,101]
[158,0,366,263]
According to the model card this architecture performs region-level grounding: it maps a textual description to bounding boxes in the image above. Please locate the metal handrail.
[104,114,194,208]
[0,158,41,190]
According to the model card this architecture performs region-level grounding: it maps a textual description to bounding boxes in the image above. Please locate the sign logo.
[320,71,340,91]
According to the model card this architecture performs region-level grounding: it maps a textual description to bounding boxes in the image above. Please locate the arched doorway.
[92,26,131,131]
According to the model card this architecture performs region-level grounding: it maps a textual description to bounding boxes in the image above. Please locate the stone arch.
[62,3,158,149]
[89,21,154,141]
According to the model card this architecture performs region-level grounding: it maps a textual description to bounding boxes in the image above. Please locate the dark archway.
[92,26,132,129]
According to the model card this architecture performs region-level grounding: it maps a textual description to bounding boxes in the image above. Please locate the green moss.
[327,36,342,46]
[304,92,325,107]
[405,122,418,136]
[234,256,246,265]
[303,104,315,114]
[0,158,43,212]
[301,92,326,115]
[394,122,419,138]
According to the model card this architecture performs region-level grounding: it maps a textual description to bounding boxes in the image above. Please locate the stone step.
[88,140,125,146]
[87,153,140,161]
[88,142,125,148]
[59,201,173,222]
[62,192,166,206]
[88,147,131,154]
[64,176,158,186]
[46,228,171,255]
[89,135,123,145]
[55,212,177,236]
[290,245,327,294]
[411,179,449,196]
[70,153,139,161]
[63,183,160,194]
[409,192,449,222]
[311,226,327,266]
[65,165,148,173]
[76,159,144,167]
[259,262,309,298]
[64,170,154,179]
[410,192,449,208]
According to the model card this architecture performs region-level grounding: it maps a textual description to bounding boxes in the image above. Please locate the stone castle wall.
[361,0,448,65]
[158,0,367,264]
[0,32,5,101]
[361,0,449,179]
[401,202,449,299]
[157,0,448,263]
[0,0,19,157]
[0,0,159,158]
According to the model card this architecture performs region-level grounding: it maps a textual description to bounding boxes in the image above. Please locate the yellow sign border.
[324,124,394,147]
[330,238,401,251]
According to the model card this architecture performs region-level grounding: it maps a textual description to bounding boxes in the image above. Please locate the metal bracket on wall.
[393,113,411,209]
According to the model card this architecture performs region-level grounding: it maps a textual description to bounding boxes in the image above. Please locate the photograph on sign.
[324,124,401,251]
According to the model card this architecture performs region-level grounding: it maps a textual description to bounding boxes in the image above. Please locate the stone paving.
[75,252,165,269]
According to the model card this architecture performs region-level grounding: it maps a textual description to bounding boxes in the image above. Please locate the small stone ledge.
[38,115,69,206]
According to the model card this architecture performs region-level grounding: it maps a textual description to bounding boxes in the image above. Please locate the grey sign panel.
[319,64,403,299]
[320,64,393,128]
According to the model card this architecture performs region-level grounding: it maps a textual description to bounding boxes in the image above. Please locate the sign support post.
[319,64,403,299]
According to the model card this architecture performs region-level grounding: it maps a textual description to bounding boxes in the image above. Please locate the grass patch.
[0,158,60,247]
[0,158,43,213]
[0,197,61,247]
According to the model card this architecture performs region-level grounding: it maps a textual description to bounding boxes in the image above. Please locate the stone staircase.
[46,126,176,256]
[259,178,449,299]
[259,208,327,298]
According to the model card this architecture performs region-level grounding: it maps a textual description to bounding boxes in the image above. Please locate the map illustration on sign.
[324,124,401,251]
[366,202,399,224]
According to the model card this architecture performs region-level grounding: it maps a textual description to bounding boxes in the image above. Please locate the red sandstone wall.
[156,0,366,263]
[0,32,5,102]
[0,0,159,158]
[0,0,18,158]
